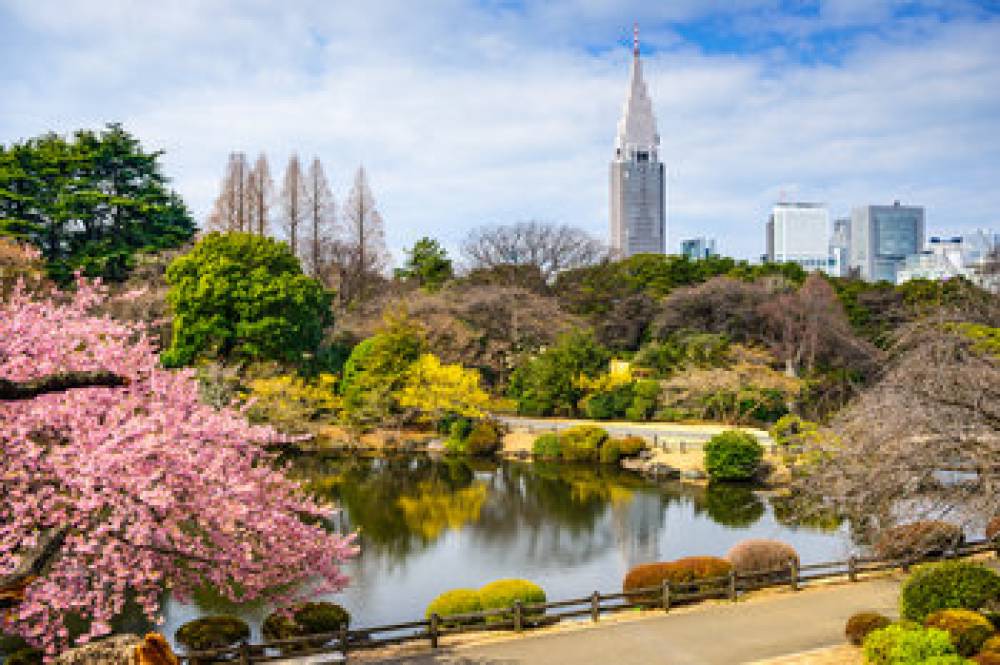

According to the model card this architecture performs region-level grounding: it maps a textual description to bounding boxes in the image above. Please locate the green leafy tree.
[703,430,764,481]
[339,315,426,427]
[0,124,195,282]
[395,237,454,290]
[162,232,331,367]
[508,329,610,416]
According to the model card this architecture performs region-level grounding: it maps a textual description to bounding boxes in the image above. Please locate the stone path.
[369,576,900,665]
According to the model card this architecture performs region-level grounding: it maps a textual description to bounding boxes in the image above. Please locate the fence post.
[728,571,737,601]
[429,613,440,649]
[239,642,250,665]
[680,440,687,454]
[339,623,350,660]
[789,560,799,591]
[591,591,600,622]
[661,581,671,612]
[514,601,524,633]
[848,555,857,582]
[653,434,658,449]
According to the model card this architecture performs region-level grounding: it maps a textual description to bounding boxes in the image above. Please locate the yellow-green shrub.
[425,588,482,620]
[924,609,995,656]
[478,579,546,622]
[559,425,609,462]
[245,373,339,432]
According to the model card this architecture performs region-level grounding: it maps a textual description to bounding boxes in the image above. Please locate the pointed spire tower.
[610,24,666,257]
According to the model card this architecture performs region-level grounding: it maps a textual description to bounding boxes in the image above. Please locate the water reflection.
[162,455,851,642]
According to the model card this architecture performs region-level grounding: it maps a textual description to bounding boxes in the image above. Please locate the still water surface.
[161,455,852,641]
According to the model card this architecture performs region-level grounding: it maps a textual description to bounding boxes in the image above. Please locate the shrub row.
[425,579,546,624]
[846,560,1000,664]
[176,602,350,653]
[622,540,801,602]
[531,426,646,464]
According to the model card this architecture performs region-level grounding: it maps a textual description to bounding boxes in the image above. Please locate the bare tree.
[245,152,273,236]
[301,157,338,283]
[758,273,878,378]
[279,153,306,258]
[341,165,389,303]
[798,295,1000,543]
[461,221,606,282]
[205,152,249,232]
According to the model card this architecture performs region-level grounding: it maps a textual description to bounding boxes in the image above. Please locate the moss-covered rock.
[175,615,249,652]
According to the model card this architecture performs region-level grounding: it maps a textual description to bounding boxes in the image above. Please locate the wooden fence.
[178,538,998,664]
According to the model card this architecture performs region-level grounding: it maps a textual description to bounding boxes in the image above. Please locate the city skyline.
[2,1,999,262]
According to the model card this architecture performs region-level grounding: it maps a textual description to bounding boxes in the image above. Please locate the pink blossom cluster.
[1,278,357,656]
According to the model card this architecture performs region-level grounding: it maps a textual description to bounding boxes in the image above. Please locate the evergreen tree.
[0,124,195,282]
[395,236,453,290]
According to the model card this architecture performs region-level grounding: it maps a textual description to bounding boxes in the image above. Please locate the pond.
[160,455,853,642]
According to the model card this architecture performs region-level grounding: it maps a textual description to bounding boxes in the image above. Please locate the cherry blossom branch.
[0,371,126,400]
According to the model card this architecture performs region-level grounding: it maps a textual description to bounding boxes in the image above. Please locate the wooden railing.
[178,538,998,663]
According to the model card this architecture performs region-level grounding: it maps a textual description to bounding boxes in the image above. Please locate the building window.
[636,151,649,162]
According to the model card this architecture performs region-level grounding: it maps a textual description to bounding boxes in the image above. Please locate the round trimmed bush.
[532,433,561,460]
[845,612,892,646]
[900,561,1000,622]
[464,420,503,457]
[703,430,763,481]
[623,557,732,603]
[616,436,647,458]
[875,521,964,560]
[559,425,609,463]
[725,539,799,576]
[263,602,350,645]
[425,588,483,620]
[986,517,1000,542]
[924,609,995,656]
[863,623,958,665]
[478,579,546,614]
[175,615,250,651]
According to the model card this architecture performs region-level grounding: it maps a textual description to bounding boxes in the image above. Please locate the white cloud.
[1,1,998,262]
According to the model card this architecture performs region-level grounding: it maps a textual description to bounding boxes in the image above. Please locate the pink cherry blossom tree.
[0,276,357,656]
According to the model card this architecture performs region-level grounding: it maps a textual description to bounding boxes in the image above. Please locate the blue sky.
[2,0,999,262]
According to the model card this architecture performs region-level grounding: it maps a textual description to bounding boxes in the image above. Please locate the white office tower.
[765,202,834,274]
[610,26,666,258]
[850,201,925,283]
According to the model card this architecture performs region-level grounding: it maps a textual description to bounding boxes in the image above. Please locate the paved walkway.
[496,416,772,450]
[371,577,901,665]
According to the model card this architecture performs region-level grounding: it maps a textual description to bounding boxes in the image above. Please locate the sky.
[2,0,999,263]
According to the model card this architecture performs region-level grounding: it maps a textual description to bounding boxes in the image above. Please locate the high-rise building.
[765,202,834,274]
[830,218,851,277]
[850,201,925,283]
[609,26,666,258]
[680,236,718,260]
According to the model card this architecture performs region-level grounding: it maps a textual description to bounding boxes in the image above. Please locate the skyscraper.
[609,25,666,258]
[680,236,718,260]
[850,201,925,283]
[765,202,834,274]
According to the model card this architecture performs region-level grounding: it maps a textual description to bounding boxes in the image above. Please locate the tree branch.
[0,371,126,401]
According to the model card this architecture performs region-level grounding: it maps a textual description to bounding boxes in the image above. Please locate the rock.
[54,635,141,665]
[681,469,707,480]
[638,449,653,460]
[426,438,446,452]
[646,463,681,479]
[620,457,645,472]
